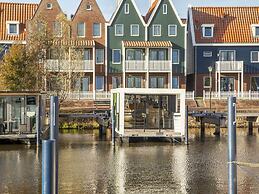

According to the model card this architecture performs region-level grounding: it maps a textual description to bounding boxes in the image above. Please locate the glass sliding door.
[220,77,234,91]
[219,50,235,61]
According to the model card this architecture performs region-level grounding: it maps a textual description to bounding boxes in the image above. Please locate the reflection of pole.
[112,106,115,146]
[228,96,237,194]
[50,96,59,194]
[185,106,189,145]
[209,70,212,110]
[36,95,42,147]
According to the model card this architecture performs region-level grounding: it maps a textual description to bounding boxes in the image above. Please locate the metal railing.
[149,60,171,71]
[186,91,195,100]
[45,60,94,72]
[125,60,146,71]
[215,61,243,72]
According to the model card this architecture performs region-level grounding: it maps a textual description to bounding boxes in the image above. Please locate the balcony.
[45,60,94,72]
[125,60,146,72]
[149,60,171,72]
[215,61,243,72]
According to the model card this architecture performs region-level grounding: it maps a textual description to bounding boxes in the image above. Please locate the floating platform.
[0,134,36,144]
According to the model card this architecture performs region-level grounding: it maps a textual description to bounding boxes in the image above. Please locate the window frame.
[6,21,19,35]
[112,49,121,64]
[77,22,85,37]
[251,24,259,37]
[251,51,259,63]
[125,3,129,14]
[96,76,104,91]
[130,24,139,36]
[93,23,101,38]
[168,24,177,36]
[202,24,214,38]
[203,51,213,58]
[86,4,92,11]
[163,4,168,14]
[172,76,179,89]
[203,76,212,89]
[53,21,62,37]
[152,24,161,36]
[112,76,121,89]
[46,3,53,9]
[172,49,180,64]
[115,24,124,36]
[96,49,104,64]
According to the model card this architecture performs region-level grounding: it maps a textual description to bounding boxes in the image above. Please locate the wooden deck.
[124,129,182,138]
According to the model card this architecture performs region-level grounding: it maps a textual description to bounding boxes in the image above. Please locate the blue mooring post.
[228,96,237,194]
[50,96,59,194]
[36,95,42,147]
[42,140,55,194]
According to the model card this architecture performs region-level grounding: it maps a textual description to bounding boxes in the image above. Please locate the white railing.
[186,91,195,100]
[203,90,259,100]
[149,60,171,71]
[125,60,146,71]
[67,92,111,100]
[216,61,243,72]
[45,60,93,72]
[96,92,111,100]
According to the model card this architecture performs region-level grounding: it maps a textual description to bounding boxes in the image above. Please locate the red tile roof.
[0,2,38,42]
[123,41,172,48]
[145,0,159,22]
[191,7,259,44]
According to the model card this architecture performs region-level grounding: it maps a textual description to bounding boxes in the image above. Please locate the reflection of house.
[187,6,259,96]
[111,88,185,140]
[0,2,38,59]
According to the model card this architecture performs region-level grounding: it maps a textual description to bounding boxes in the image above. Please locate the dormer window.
[251,25,259,37]
[6,21,19,35]
[125,3,129,14]
[202,24,214,38]
[46,3,52,9]
[86,4,92,11]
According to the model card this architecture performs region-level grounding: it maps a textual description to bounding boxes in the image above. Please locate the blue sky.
[1,0,259,19]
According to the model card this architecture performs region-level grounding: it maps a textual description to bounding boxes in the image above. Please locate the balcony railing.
[149,60,171,72]
[125,60,146,71]
[45,60,94,72]
[216,61,243,72]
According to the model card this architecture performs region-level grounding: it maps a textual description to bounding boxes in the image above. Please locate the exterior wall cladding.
[188,46,259,96]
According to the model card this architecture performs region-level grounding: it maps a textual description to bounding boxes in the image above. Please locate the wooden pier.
[0,134,36,144]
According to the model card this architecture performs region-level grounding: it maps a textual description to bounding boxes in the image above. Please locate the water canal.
[0,129,259,194]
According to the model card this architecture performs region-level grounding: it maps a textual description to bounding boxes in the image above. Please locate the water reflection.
[0,130,259,193]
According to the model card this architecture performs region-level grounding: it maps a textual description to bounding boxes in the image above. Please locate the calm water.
[0,130,259,194]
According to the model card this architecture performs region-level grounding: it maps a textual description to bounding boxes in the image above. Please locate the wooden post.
[248,121,253,136]
[200,118,205,139]
[214,125,221,136]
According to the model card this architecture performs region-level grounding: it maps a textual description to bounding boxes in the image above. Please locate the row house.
[30,0,106,99]
[0,2,38,59]
[107,0,186,90]
[187,6,259,96]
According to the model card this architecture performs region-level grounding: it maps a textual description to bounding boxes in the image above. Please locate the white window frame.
[6,21,19,35]
[96,49,104,64]
[163,4,167,14]
[93,23,101,38]
[203,76,211,89]
[202,24,214,38]
[86,4,92,11]
[115,24,124,36]
[46,3,52,9]
[251,51,259,63]
[77,22,85,37]
[130,24,139,36]
[125,3,129,14]
[251,24,259,37]
[112,49,121,64]
[168,24,177,36]
[172,76,179,89]
[172,49,180,64]
[152,24,161,36]
[203,51,213,57]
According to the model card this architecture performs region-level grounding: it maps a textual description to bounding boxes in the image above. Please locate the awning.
[123,41,172,48]
[51,39,95,47]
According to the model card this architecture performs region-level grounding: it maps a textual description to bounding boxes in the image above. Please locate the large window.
[83,49,91,60]
[53,21,62,37]
[96,49,104,64]
[93,23,101,37]
[126,49,144,60]
[77,22,85,37]
[219,50,235,61]
[7,22,19,35]
[74,77,90,91]
[115,24,124,36]
[172,49,180,64]
[127,76,142,88]
[172,76,179,89]
[152,25,161,36]
[251,77,259,91]
[150,49,167,60]
[168,25,177,36]
[131,24,139,36]
[202,24,214,38]
[96,76,104,91]
[150,77,165,88]
[251,51,259,63]
[112,49,121,64]
[112,76,121,89]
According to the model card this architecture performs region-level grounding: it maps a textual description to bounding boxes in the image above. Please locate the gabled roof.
[145,0,185,26]
[108,0,146,26]
[0,2,38,43]
[189,6,259,45]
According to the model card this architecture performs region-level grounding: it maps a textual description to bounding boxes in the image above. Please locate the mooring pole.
[185,106,189,145]
[112,107,115,146]
[50,96,59,194]
[36,95,42,147]
[228,96,237,194]
[42,140,55,194]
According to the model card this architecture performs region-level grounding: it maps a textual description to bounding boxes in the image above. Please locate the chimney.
[149,0,156,6]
